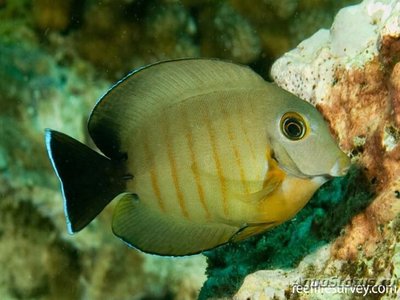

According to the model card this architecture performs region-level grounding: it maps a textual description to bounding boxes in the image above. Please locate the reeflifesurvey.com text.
[290,277,399,297]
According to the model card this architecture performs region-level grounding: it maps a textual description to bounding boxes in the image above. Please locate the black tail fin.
[45,129,126,233]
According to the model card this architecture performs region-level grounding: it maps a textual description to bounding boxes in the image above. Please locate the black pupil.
[285,118,303,138]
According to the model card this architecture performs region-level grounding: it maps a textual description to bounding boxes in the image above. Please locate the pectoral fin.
[239,161,286,203]
[240,175,283,203]
[112,193,240,256]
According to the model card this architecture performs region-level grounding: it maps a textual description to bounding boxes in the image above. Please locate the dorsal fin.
[88,58,266,159]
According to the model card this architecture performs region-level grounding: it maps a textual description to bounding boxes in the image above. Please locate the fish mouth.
[312,155,351,179]
[270,143,351,180]
[328,155,351,177]
[270,138,351,180]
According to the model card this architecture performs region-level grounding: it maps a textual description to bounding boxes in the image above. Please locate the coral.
[74,1,198,79]
[229,0,360,70]
[0,191,81,299]
[198,2,261,64]
[32,0,75,32]
[233,0,400,298]
[289,0,361,46]
[0,0,355,80]
[141,3,199,62]
[72,1,144,79]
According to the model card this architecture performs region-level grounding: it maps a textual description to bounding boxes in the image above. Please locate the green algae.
[199,166,374,299]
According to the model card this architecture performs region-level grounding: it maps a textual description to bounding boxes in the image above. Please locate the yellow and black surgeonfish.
[45,59,350,256]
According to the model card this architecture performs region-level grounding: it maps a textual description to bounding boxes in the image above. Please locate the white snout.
[329,155,351,177]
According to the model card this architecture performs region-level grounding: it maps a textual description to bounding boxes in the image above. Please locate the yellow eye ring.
[280,112,308,140]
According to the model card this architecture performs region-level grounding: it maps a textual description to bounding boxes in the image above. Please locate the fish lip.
[328,155,351,177]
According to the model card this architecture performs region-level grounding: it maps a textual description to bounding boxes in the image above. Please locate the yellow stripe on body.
[237,106,257,162]
[236,99,269,187]
[204,103,229,217]
[164,117,190,219]
[220,104,250,194]
[182,108,211,219]
[142,136,166,212]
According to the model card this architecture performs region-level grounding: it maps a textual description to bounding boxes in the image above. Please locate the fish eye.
[280,112,307,140]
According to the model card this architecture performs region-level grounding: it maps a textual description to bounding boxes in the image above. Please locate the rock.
[234,246,332,300]
[236,0,400,298]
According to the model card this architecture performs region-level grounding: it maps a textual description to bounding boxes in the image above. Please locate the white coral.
[271,0,400,105]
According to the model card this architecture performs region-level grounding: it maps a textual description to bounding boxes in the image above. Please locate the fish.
[45,58,350,256]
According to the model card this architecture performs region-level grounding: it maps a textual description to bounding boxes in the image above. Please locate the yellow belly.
[255,176,326,224]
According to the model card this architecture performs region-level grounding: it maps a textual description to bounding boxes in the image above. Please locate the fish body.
[45,59,350,256]
[130,91,269,223]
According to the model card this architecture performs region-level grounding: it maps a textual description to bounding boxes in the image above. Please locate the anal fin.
[230,222,277,242]
[112,193,240,256]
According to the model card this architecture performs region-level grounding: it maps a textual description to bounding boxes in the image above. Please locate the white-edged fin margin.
[45,129,73,233]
